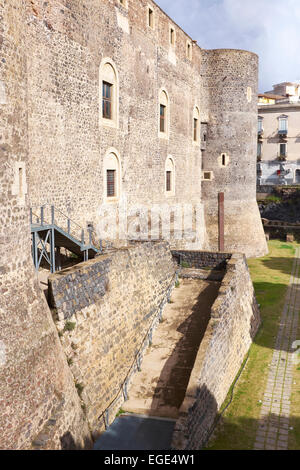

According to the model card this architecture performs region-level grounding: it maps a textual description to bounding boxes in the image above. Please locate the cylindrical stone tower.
[201,49,268,258]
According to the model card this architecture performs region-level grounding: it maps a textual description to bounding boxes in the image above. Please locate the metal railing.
[30,204,94,246]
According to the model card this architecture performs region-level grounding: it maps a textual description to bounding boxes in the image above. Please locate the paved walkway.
[254,246,300,450]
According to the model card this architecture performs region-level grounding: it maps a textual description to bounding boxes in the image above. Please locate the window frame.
[99,58,119,129]
[147,6,154,29]
[165,156,175,196]
[103,148,122,203]
[158,88,169,139]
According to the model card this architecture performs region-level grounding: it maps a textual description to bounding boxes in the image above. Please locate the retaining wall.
[48,242,177,438]
[171,253,260,449]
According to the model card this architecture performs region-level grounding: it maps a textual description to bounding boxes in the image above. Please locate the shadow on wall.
[172,292,261,450]
[148,282,220,418]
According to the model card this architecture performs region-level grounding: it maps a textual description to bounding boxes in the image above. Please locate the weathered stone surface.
[171,253,261,450]
[49,242,177,435]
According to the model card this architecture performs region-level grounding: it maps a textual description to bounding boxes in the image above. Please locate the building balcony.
[277,154,287,161]
[278,129,288,137]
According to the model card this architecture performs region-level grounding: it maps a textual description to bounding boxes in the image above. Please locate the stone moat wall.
[172,253,261,450]
[48,242,177,439]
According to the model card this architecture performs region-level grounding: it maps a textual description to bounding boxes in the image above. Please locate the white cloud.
[155,0,300,91]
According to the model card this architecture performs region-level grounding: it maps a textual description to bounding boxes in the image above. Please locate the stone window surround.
[169,24,176,47]
[186,40,192,60]
[147,4,155,29]
[165,156,175,196]
[99,57,119,129]
[103,148,122,203]
[192,105,200,146]
[158,88,170,140]
[202,170,214,181]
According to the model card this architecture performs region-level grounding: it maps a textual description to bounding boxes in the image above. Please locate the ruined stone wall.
[0,0,91,450]
[172,253,261,450]
[48,242,177,438]
[201,49,268,257]
[25,0,206,248]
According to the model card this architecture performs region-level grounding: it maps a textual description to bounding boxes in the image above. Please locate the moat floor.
[94,415,175,450]
[123,278,220,419]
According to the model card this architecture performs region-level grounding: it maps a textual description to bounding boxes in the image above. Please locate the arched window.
[165,156,175,195]
[99,58,119,128]
[159,88,169,138]
[103,149,122,202]
[193,106,200,144]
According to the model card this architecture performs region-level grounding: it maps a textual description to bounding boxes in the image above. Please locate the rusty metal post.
[218,192,224,252]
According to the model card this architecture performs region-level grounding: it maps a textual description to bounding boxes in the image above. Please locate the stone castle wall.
[48,242,177,438]
[23,0,267,255]
[171,253,261,450]
[25,0,206,248]
[201,49,268,257]
[0,0,91,450]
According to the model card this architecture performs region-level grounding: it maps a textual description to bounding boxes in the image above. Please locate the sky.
[155,0,300,93]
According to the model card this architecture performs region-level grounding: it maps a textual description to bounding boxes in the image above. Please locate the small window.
[102,81,112,119]
[19,167,23,197]
[170,27,175,46]
[165,156,175,195]
[99,59,119,128]
[218,152,229,167]
[258,117,263,132]
[148,7,154,28]
[279,116,288,131]
[166,171,171,192]
[193,118,198,142]
[202,171,213,181]
[279,143,287,156]
[193,106,200,144]
[160,104,166,133]
[107,169,116,197]
[159,89,169,138]
[186,41,192,60]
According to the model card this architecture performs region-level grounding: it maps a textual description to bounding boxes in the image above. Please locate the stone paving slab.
[254,247,300,450]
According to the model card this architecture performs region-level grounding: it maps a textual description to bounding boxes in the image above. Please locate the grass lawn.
[206,239,298,450]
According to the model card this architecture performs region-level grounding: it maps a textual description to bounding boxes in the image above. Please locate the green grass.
[206,240,296,450]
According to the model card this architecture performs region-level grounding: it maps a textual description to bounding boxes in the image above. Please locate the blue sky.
[155,0,300,92]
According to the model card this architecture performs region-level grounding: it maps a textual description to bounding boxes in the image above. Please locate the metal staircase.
[30,205,101,273]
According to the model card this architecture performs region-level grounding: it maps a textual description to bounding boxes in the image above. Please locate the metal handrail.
[30,205,86,246]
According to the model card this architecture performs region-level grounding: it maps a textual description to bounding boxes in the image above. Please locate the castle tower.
[201,49,268,258]
[0,0,90,449]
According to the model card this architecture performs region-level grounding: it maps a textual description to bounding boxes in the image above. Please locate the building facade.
[257,82,300,185]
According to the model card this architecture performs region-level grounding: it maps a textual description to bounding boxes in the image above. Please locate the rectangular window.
[160,104,166,133]
[148,8,154,28]
[166,171,171,191]
[279,118,287,131]
[279,143,287,156]
[258,119,263,132]
[193,118,198,142]
[107,169,116,197]
[102,81,112,119]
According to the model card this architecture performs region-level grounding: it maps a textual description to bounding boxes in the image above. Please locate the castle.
[0,0,266,449]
